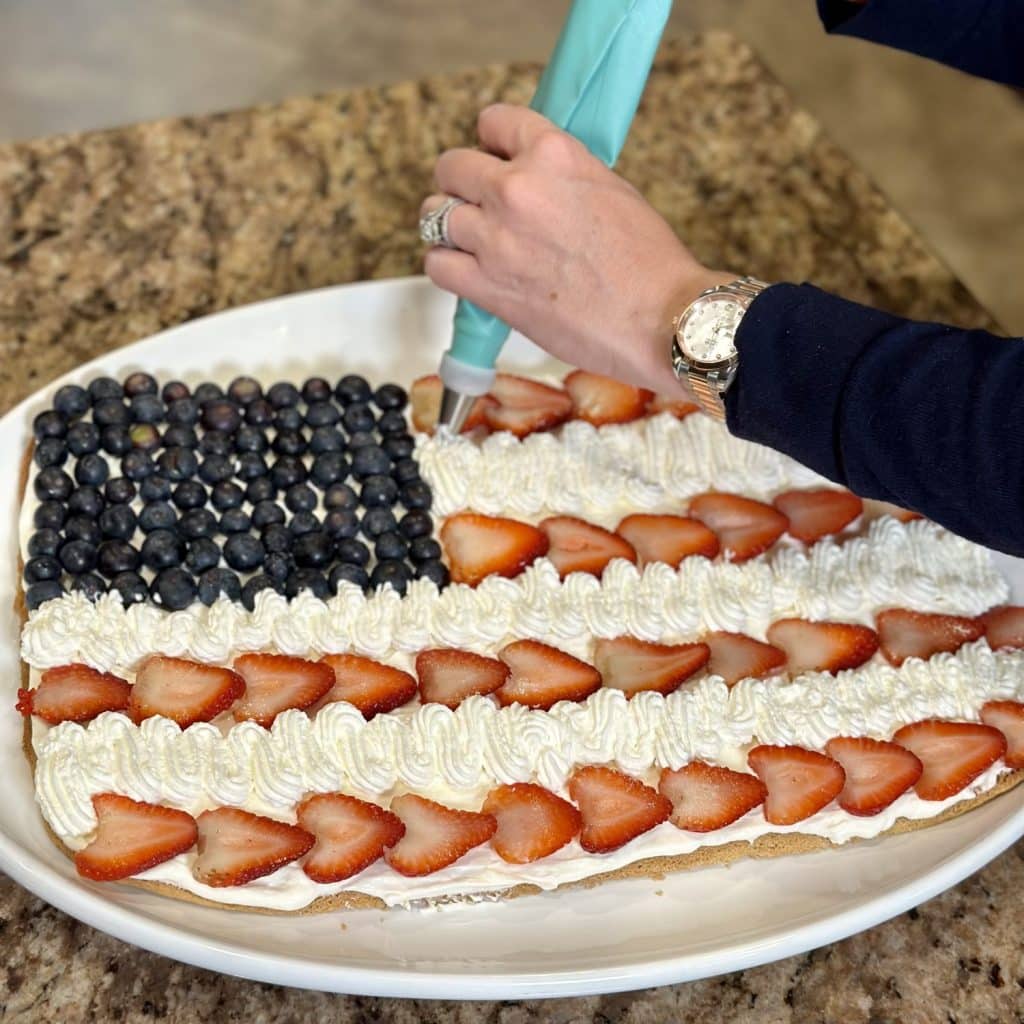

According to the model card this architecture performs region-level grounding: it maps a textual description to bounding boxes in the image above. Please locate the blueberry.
[167,397,199,425]
[186,537,221,574]
[410,536,443,562]
[329,563,369,593]
[66,421,101,457]
[219,507,252,534]
[25,580,65,610]
[158,446,199,481]
[391,459,420,487]
[288,513,317,538]
[141,529,185,570]
[139,474,172,502]
[251,500,285,529]
[122,449,156,481]
[347,430,376,450]
[139,501,177,533]
[309,426,345,454]
[34,467,73,502]
[270,456,306,489]
[201,398,242,434]
[374,383,407,412]
[401,481,432,511]
[292,530,332,568]
[228,376,263,406]
[246,398,275,427]
[28,529,61,558]
[370,559,412,596]
[124,371,158,398]
[163,424,199,449]
[197,454,232,485]
[94,398,130,428]
[335,374,372,406]
[88,376,123,402]
[324,483,358,510]
[378,412,409,438]
[111,571,148,606]
[211,480,244,511]
[285,483,317,514]
[275,406,303,431]
[162,381,190,404]
[311,452,348,488]
[60,539,98,574]
[352,444,390,479]
[53,384,90,419]
[267,382,301,408]
[101,425,133,456]
[75,452,109,487]
[179,507,217,539]
[273,429,307,457]
[24,555,61,583]
[71,573,106,601]
[69,485,105,518]
[262,523,292,554]
[104,476,136,505]
[304,401,340,428]
[97,540,140,578]
[245,476,277,504]
[224,533,265,572]
[241,574,282,610]
[301,377,332,404]
[34,437,68,469]
[234,424,267,454]
[34,501,66,531]
[33,409,67,440]
[335,537,370,566]
[343,403,376,434]
[324,508,359,540]
[399,510,433,540]
[151,568,197,610]
[65,515,102,546]
[375,531,409,561]
[236,452,268,481]
[198,567,242,606]
[193,382,224,405]
[361,507,397,538]
[197,431,230,458]
[172,479,208,510]
[130,393,164,424]
[361,474,399,508]
[285,569,329,600]
[99,504,137,541]
[383,434,415,460]
[264,551,292,582]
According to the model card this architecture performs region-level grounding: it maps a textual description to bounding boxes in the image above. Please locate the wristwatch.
[670,276,769,421]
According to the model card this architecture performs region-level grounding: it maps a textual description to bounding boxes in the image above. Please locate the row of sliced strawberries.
[18,607,1024,727]
[74,703,1024,885]
[439,488,916,586]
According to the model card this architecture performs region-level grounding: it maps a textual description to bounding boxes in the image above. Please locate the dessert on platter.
[14,366,1024,912]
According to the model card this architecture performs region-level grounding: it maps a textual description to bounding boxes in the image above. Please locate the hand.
[421,103,734,395]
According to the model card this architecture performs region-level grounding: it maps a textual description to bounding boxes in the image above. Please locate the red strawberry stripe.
[824,736,923,817]
[616,514,720,567]
[317,653,417,719]
[704,631,787,687]
[497,639,602,710]
[232,653,335,727]
[659,762,767,832]
[893,720,1007,800]
[766,619,880,675]
[18,664,131,724]
[440,513,548,587]
[563,370,652,426]
[416,648,509,709]
[688,492,789,563]
[129,656,245,727]
[539,515,637,578]
[772,488,863,544]
[747,745,846,825]
[194,807,314,887]
[384,794,497,876]
[876,609,984,667]
[568,765,671,853]
[980,606,1024,651]
[593,636,709,698]
[484,373,573,438]
[980,701,1024,768]
[484,783,582,864]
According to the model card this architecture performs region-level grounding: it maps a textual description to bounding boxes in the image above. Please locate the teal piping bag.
[436,0,672,432]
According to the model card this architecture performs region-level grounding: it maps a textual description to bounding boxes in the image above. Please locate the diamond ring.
[418,196,466,249]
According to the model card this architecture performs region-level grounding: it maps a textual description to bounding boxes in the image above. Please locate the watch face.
[678,296,742,364]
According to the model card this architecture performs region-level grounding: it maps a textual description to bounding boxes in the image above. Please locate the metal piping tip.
[437,386,476,437]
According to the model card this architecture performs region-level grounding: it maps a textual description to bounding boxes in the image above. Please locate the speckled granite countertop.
[1,31,1020,1023]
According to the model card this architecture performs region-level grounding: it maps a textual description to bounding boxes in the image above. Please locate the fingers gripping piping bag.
[435,0,673,432]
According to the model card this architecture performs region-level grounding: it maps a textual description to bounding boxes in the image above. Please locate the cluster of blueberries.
[23,371,447,612]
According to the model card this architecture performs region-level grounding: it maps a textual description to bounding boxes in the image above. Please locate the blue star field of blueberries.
[23,372,448,613]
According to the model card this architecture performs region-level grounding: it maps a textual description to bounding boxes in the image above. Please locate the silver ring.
[419,196,466,249]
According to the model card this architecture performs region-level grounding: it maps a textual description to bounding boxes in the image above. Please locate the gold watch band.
[687,370,727,422]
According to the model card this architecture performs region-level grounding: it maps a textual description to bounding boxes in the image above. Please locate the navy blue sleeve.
[725,283,1024,556]
[817,0,1024,86]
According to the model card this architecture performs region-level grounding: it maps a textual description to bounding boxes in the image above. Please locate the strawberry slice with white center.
[74,794,198,881]
[980,701,1024,768]
[892,720,1007,800]
[483,783,582,864]
[496,639,602,710]
[772,488,863,544]
[980,606,1024,651]
[658,762,767,832]
[766,618,880,675]
[593,636,709,698]
[128,656,245,727]
[864,499,922,523]
[440,512,549,586]
[483,373,573,438]
[194,807,315,887]
[16,663,131,724]
[316,653,416,719]
[568,765,672,853]
[824,736,924,816]
[616,514,720,567]
[297,793,405,883]
[383,794,497,876]
[415,648,509,709]
[231,653,335,727]
[563,370,653,426]
[409,374,494,434]
[704,631,787,687]
[687,492,789,563]
[875,609,984,667]
[747,745,846,825]
[539,515,637,578]
[646,393,700,419]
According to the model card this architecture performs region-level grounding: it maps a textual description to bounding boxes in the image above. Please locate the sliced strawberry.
[128,656,245,727]
[893,720,1006,800]
[496,639,602,710]
[704,631,787,687]
[297,793,405,883]
[766,618,879,675]
[980,606,1024,651]
[980,701,1024,768]
[193,807,314,887]
[568,765,672,853]
[316,653,416,719]
[824,736,924,816]
[383,794,497,876]
[409,374,495,434]
[658,762,767,832]
[483,783,582,864]
[876,609,984,667]
[593,636,709,698]
[747,745,845,825]
[415,648,508,709]
[440,512,548,586]
[864,499,922,523]
[563,370,652,426]
[645,393,700,419]
[16,664,131,725]
[74,794,198,881]
[483,373,573,438]
[615,514,720,567]
[687,492,789,563]
[231,653,335,727]
[539,515,636,578]
[772,488,863,545]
